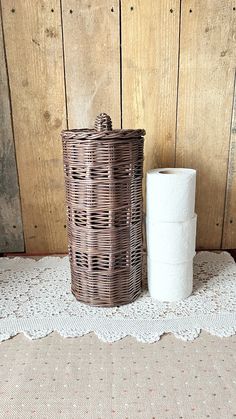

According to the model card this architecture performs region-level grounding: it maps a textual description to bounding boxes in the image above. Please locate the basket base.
[71,288,142,308]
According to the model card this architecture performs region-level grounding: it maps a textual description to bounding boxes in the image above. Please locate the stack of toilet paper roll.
[146,168,197,302]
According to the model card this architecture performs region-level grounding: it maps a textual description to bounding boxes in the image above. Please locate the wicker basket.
[61,113,145,307]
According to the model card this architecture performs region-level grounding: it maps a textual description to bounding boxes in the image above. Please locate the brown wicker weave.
[61,113,145,307]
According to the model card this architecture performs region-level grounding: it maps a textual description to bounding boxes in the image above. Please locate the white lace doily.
[0,252,236,343]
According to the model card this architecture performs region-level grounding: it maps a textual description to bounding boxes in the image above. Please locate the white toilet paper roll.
[146,168,196,222]
[146,215,197,263]
[147,258,193,302]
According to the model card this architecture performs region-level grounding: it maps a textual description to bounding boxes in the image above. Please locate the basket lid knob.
[94,113,112,131]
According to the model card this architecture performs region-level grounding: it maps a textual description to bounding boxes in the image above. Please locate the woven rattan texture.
[61,128,146,140]
[62,126,145,307]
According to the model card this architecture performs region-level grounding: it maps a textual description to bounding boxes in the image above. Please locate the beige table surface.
[0,331,235,419]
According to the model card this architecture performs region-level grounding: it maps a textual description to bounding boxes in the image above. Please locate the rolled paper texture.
[146,215,197,264]
[147,258,193,302]
[146,167,197,301]
[146,168,196,222]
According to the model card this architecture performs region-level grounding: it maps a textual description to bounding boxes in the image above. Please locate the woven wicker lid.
[61,113,146,140]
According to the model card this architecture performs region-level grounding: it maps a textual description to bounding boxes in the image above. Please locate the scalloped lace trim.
[0,252,236,343]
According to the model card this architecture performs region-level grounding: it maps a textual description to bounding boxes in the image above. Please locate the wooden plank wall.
[62,0,121,129]
[122,0,180,174]
[0,0,236,253]
[176,0,236,249]
[1,0,67,253]
[222,72,236,248]
[0,8,24,252]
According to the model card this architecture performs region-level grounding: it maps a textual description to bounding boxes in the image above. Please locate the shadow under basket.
[61,113,145,307]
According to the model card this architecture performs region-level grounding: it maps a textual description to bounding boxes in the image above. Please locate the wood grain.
[1,0,67,253]
[0,9,24,252]
[122,0,180,173]
[1,0,236,252]
[62,0,120,129]
[222,73,236,249]
[176,0,236,249]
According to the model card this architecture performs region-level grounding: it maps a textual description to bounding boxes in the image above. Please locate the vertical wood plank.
[1,0,67,253]
[0,8,24,252]
[222,74,236,248]
[122,0,180,173]
[176,0,236,249]
[62,0,120,128]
